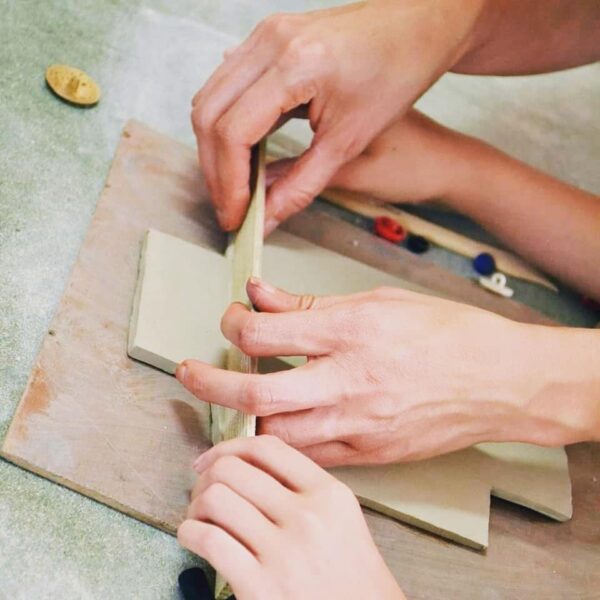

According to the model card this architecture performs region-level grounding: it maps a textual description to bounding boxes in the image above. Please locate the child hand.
[178,435,405,600]
[268,109,470,206]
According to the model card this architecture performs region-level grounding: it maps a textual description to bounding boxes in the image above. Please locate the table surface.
[1,1,599,598]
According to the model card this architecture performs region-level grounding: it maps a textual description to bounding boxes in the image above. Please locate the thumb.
[264,137,350,235]
[265,157,296,188]
[326,153,374,193]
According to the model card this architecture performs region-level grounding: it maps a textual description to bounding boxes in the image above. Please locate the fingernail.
[265,217,278,235]
[216,208,236,231]
[265,170,278,188]
[216,208,227,226]
[193,451,211,473]
[176,363,187,385]
[248,277,275,293]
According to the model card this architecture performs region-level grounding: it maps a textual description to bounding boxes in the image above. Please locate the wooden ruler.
[212,140,266,600]
[211,141,266,444]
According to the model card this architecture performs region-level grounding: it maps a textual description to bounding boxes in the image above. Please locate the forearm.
[445,134,600,299]
[504,323,600,446]
[455,0,600,75]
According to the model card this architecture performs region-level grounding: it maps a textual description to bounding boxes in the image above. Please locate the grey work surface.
[0,0,598,598]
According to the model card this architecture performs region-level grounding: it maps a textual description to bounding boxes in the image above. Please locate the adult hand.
[178,435,405,600]
[191,0,486,233]
[177,279,595,467]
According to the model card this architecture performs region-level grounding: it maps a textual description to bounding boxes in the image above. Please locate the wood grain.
[2,121,597,598]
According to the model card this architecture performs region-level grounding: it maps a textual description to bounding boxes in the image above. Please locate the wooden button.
[45,64,101,106]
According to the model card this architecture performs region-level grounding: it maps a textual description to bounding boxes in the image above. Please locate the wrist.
[445,0,495,68]
[504,324,600,446]
[431,128,488,208]
[438,131,507,213]
[450,0,498,71]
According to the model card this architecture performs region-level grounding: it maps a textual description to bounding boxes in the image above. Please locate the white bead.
[478,272,514,298]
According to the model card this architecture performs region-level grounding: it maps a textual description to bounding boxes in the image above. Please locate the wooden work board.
[2,121,598,598]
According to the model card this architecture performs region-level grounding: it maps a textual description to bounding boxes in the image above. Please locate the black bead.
[406,234,430,254]
[178,567,213,600]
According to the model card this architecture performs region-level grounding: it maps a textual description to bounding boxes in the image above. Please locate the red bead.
[374,216,406,243]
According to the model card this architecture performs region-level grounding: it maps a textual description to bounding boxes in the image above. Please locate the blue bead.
[473,252,496,276]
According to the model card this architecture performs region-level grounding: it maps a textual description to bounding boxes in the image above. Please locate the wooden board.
[2,121,598,598]
[1,122,225,530]
[128,228,572,550]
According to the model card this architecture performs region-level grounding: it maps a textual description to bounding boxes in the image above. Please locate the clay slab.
[128,228,572,549]
[128,229,229,374]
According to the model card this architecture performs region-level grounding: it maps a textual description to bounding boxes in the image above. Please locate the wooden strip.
[213,140,266,600]
[211,141,266,446]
